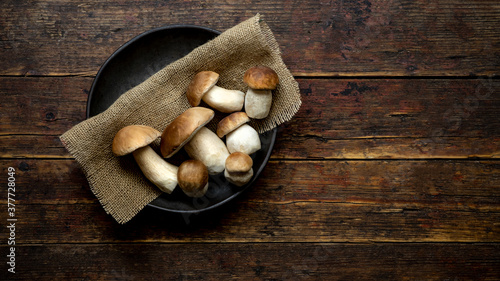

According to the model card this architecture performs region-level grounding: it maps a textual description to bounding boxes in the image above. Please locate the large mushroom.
[224,152,254,186]
[187,71,245,113]
[243,66,279,119]
[177,159,209,197]
[112,125,178,193]
[161,106,229,174]
[160,106,215,158]
[217,112,261,155]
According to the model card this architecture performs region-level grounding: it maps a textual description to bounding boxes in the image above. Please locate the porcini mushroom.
[217,112,261,155]
[160,107,215,158]
[224,152,254,186]
[186,71,245,113]
[161,107,229,174]
[112,125,178,193]
[243,66,279,119]
[177,159,209,197]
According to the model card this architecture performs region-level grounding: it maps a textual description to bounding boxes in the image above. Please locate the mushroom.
[160,106,229,174]
[112,125,178,194]
[217,112,261,155]
[160,106,215,158]
[243,66,279,119]
[186,71,245,113]
[177,159,209,197]
[224,152,254,186]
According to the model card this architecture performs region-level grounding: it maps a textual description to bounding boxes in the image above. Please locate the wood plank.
[1,243,499,280]
[0,0,498,76]
[1,77,498,159]
[5,159,499,243]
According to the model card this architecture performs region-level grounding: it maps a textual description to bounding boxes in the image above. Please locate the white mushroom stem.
[184,127,230,174]
[226,124,261,155]
[203,85,245,113]
[244,88,272,119]
[132,146,178,193]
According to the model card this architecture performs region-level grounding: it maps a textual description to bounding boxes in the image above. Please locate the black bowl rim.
[85,24,277,214]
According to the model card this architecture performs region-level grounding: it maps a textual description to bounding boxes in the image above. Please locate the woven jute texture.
[60,14,301,224]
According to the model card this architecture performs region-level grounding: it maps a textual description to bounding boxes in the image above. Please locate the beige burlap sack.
[60,14,301,224]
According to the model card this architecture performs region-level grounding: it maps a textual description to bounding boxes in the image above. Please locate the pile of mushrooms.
[112,65,279,198]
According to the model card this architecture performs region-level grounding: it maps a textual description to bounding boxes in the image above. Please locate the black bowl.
[86,25,277,214]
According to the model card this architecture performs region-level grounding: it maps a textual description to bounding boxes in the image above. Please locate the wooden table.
[1,1,499,280]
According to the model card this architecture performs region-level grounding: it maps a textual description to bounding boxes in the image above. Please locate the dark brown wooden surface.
[1,0,499,280]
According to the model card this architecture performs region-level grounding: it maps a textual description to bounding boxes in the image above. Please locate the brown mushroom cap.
[186,71,219,106]
[216,111,251,138]
[243,66,279,90]
[160,107,215,158]
[112,125,161,156]
[225,152,253,173]
[177,159,209,197]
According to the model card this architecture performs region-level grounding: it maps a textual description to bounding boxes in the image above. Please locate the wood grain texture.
[0,0,498,76]
[1,77,498,159]
[6,159,499,243]
[1,243,499,280]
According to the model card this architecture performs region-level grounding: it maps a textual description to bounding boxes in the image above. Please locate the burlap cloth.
[60,14,301,224]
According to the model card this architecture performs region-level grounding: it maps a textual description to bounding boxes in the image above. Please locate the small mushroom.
[243,66,279,119]
[177,159,209,197]
[160,107,229,174]
[112,125,178,194]
[187,71,245,113]
[224,152,254,186]
[217,112,261,155]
